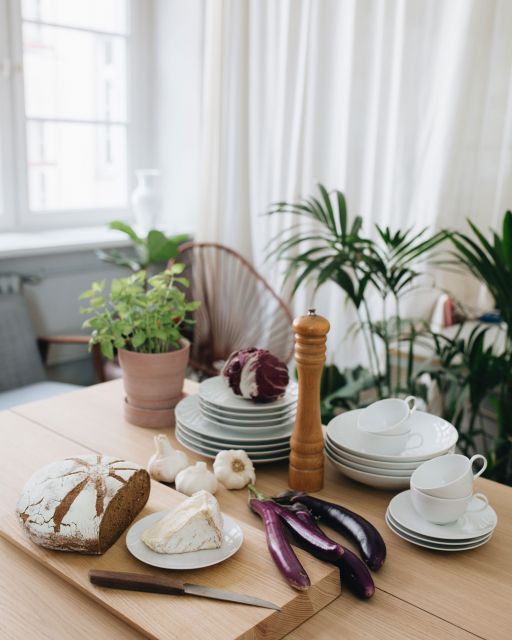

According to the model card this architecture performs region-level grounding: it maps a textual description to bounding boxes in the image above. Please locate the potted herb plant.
[80,265,200,428]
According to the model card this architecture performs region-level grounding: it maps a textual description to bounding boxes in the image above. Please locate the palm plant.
[447,212,512,484]
[268,184,446,399]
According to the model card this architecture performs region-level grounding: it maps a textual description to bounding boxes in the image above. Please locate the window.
[0,0,147,230]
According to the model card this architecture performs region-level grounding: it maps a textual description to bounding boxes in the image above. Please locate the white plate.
[385,513,493,551]
[176,428,290,464]
[177,421,290,451]
[176,396,293,442]
[200,398,296,420]
[126,510,243,569]
[327,409,458,462]
[176,424,290,456]
[324,443,413,477]
[325,437,425,470]
[199,407,295,432]
[388,490,498,540]
[386,511,491,545]
[326,451,411,489]
[199,376,298,412]
[200,406,295,428]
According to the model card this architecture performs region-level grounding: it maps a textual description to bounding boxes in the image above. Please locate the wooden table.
[1,379,511,639]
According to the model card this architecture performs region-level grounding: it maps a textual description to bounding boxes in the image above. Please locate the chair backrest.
[0,292,46,392]
[177,242,294,375]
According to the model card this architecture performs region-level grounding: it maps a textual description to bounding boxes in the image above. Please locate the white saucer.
[126,511,244,569]
[326,451,410,489]
[176,396,293,442]
[327,409,458,462]
[177,421,290,450]
[175,427,290,464]
[325,437,423,470]
[199,376,298,412]
[388,490,498,540]
[386,511,491,544]
[385,513,493,551]
[325,442,413,477]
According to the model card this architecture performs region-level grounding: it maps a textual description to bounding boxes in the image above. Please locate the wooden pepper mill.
[289,309,330,492]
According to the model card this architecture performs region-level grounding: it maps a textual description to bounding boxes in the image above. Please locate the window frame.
[0,0,149,231]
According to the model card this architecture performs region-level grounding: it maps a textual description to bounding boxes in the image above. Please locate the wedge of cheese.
[142,490,224,554]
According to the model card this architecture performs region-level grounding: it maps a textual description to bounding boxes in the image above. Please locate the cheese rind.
[142,490,224,554]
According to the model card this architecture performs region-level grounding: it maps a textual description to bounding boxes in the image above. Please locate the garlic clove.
[213,450,256,490]
[175,461,218,496]
[147,434,190,483]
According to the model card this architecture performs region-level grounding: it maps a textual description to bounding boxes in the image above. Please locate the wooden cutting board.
[0,476,340,640]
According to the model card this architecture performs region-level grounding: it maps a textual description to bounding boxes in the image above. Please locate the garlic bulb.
[175,461,218,496]
[213,450,255,489]
[147,434,189,483]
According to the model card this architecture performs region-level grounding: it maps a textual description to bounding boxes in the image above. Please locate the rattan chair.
[177,242,294,376]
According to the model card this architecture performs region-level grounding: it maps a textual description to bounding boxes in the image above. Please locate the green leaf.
[109,221,143,244]
[147,230,181,263]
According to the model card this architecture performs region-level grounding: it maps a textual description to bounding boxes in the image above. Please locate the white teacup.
[410,487,489,524]
[359,430,424,456]
[410,454,487,499]
[358,396,417,435]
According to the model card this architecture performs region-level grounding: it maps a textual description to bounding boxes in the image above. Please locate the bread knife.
[89,570,280,610]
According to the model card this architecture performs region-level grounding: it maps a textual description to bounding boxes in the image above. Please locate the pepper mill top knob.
[293,309,330,338]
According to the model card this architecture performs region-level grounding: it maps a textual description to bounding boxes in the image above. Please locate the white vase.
[131,169,162,232]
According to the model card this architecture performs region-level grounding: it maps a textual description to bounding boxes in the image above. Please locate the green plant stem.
[361,298,383,397]
[395,296,402,395]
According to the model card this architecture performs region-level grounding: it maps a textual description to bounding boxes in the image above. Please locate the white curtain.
[156,0,512,366]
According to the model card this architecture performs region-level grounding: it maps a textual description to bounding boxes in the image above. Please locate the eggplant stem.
[247,484,269,502]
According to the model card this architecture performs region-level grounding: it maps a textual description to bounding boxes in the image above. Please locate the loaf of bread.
[16,454,150,554]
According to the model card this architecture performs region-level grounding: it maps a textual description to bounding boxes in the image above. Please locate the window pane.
[26,121,127,211]
[21,0,128,34]
[23,23,127,122]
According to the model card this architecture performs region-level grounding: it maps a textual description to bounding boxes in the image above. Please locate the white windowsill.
[0,226,132,259]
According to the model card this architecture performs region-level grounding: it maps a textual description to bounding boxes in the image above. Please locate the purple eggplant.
[275,491,386,571]
[249,497,311,591]
[283,503,375,599]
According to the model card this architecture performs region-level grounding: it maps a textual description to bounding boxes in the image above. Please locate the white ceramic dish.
[324,442,413,477]
[177,421,290,450]
[410,486,489,524]
[199,398,296,420]
[199,376,298,412]
[175,428,290,464]
[387,490,497,540]
[324,438,423,470]
[327,409,458,462]
[126,511,243,569]
[199,407,294,432]
[386,511,491,544]
[176,425,290,457]
[385,513,493,551]
[200,405,295,428]
[325,451,411,489]
[176,396,293,443]
[176,423,290,456]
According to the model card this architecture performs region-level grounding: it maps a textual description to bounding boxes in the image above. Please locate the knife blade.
[89,570,280,611]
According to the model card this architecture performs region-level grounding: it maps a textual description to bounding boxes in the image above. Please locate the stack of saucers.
[325,409,459,490]
[386,490,497,551]
[174,376,297,464]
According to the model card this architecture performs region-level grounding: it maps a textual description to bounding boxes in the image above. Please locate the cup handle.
[404,432,423,450]
[469,493,489,513]
[470,454,488,479]
[405,395,417,415]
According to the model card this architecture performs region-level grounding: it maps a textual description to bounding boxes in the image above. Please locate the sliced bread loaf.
[16,454,150,554]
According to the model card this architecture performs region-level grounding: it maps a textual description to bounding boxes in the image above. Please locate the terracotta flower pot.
[118,339,189,428]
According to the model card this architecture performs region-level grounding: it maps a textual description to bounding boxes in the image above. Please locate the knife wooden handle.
[89,570,185,595]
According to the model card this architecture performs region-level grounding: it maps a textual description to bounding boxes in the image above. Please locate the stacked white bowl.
[174,376,297,464]
[325,397,459,490]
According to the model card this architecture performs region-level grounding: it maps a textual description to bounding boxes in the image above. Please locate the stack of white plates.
[174,376,297,464]
[386,490,497,551]
[325,409,459,489]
